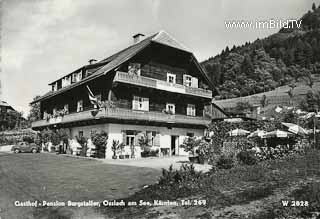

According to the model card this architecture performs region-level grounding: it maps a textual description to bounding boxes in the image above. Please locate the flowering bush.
[216,155,235,169]
[180,137,200,157]
[236,150,258,165]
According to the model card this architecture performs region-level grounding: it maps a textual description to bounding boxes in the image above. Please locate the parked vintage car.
[11,142,41,153]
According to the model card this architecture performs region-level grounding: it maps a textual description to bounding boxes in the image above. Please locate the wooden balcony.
[113,71,212,98]
[32,108,211,129]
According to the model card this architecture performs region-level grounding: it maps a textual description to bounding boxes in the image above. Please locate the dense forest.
[202,3,320,100]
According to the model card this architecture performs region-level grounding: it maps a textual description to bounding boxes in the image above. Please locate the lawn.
[0,153,160,219]
[99,150,320,219]
[1,151,320,219]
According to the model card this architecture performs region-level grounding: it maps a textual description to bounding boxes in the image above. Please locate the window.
[52,83,57,92]
[78,131,83,137]
[77,72,82,81]
[146,131,156,146]
[43,111,47,119]
[64,104,69,114]
[187,104,196,116]
[184,75,192,87]
[167,73,176,84]
[166,103,175,114]
[77,100,83,112]
[132,96,149,111]
[72,73,77,83]
[128,63,141,76]
[125,130,136,146]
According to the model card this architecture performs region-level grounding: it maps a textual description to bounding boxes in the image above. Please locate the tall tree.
[28,95,41,122]
[312,2,316,11]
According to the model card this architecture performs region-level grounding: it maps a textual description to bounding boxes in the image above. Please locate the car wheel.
[14,149,20,153]
[32,149,37,153]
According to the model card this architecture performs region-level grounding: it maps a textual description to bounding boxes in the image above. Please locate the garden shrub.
[22,136,34,143]
[216,155,235,169]
[141,149,159,157]
[76,135,88,156]
[159,164,203,186]
[236,150,258,165]
[91,131,108,158]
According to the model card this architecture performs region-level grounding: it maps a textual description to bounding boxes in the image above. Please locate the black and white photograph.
[1,0,320,218]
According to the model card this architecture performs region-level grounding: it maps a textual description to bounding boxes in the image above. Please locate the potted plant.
[130,143,136,158]
[111,140,119,159]
[180,137,199,163]
[118,142,125,159]
[138,134,152,157]
[76,135,88,157]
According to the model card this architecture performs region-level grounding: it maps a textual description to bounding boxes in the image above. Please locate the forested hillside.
[202,3,320,100]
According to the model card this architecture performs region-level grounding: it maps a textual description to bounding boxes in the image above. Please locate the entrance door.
[171,136,179,156]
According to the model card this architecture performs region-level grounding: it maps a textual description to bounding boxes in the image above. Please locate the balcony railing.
[114,71,212,98]
[32,108,210,128]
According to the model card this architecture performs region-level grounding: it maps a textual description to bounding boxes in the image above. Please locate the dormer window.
[167,73,176,84]
[72,73,77,83]
[52,82,58,92]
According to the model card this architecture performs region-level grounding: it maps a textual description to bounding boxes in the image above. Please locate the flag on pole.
[86,85,100,109]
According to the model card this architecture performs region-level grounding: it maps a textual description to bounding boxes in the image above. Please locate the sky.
[0,0,317,115]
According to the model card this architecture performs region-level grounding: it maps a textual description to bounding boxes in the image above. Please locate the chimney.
[89,59,97,65]
[132,33,145,44]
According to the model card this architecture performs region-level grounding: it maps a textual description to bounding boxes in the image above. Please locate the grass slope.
[213,75,320,110]
[101,150,320,219]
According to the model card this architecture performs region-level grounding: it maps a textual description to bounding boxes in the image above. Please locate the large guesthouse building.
[31,31,226,158]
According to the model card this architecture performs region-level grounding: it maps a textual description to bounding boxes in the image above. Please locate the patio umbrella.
[263,130,293,138]
[228,128,250,137]
[282,122,308,135]
[247,129,266,138]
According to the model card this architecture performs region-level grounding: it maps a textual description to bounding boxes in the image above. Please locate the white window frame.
[187,104,196,116]
[133,96,149,111]
[43,111,47,119]
[185,75,192,87]
[77,100,83,112]
[126,135,135,146]
[166,103,175,114]
[167,73,176,84]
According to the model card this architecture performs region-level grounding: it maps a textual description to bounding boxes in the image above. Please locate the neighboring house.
[31,31,226,158]
[0,101,16,130]
[0,100,15,114]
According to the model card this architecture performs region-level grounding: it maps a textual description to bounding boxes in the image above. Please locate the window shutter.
[154,132,160,146]
[132,96,139,110]
[143,98,149,111]
[192,77,198,88]
[183,74,187,86]
[134,131,142,146]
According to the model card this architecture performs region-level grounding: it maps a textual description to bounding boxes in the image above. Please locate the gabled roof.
[31,31,215,104]
[0,100,15,111]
